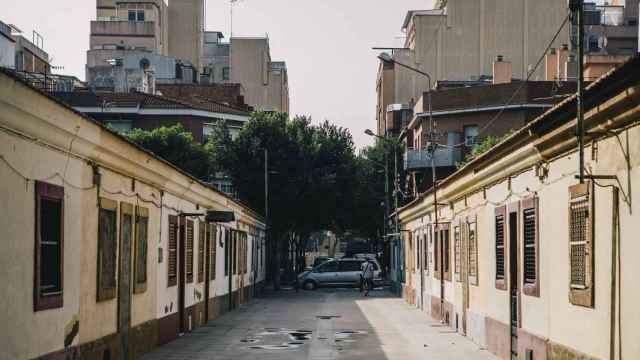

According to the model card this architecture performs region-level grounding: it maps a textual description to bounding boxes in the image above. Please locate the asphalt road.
[140,287,496,360]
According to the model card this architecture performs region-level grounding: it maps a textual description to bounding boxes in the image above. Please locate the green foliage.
[457,131,514,169]
[127,124,213,180]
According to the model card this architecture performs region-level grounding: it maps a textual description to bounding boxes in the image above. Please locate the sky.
[2,0,434,148]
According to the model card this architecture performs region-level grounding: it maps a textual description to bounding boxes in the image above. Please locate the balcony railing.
[91,20,156,37]
[404,146,462,170]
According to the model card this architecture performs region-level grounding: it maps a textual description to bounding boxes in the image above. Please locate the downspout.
[609,186,619,360]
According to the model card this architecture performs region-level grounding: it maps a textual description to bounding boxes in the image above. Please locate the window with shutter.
[454,226,461,280]
[468,220,478,286]
[568,183,594,307]
[232,231,238,275]
[167,215,178,287]
[522,196,539,296]
[98,198,118,301]
[434,229,440,279]
[443,228,451,281]
[34,181,64,311]
[186,220,194,283]
[209,224,217,280]
[224,229,230,276]
[198,221,205,283]
[424,233,429,275]
[134,206,149,294]
[495,206,506,290]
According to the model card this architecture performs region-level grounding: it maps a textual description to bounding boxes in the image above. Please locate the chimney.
[493,55,512,84]
[557,44,569,81]
[545,48,558,81]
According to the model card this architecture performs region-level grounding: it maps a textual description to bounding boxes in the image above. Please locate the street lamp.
[377,52,440,316]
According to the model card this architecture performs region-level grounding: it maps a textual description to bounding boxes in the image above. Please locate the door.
[178,218,186,333]
[419,232,425,310]
[338,260,362,286]
[508,211,519,360]
[315,261,339,285]
[118,203,134,359]
[203,222,211,322]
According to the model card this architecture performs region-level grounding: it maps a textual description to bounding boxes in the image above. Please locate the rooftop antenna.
[230,0,245,38]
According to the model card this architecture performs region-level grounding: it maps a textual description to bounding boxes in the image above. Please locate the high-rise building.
[168,0,204,72]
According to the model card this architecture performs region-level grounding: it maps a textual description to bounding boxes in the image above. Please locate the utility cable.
[433,13,571,150]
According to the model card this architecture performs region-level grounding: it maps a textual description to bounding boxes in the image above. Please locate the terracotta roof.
[51,90,250,116]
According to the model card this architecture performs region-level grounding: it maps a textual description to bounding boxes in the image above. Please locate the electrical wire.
[0,154,95,191]
[433,13,572,150]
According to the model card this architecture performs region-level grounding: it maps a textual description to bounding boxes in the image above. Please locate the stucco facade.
[0,68,266,359]
[230,38,290,113]
[398,57,640,359]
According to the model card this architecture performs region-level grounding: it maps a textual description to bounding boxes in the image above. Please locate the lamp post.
[377,52,439,315]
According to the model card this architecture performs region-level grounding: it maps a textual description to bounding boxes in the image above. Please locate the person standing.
[361,259,375,296]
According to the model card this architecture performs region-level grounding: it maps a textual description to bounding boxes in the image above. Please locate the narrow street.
[140,288,496,360]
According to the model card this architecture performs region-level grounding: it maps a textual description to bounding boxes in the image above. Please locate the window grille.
[186,220,194,283]
[454,226,461,276]
[523,208,537,284]
[569,196,589,288]
[167,216,178,286]
[495,214,505,280]
[209,224,217,280]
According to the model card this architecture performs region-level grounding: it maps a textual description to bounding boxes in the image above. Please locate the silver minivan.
[298,258,381,290]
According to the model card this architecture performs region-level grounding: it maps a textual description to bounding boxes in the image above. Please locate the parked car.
[298,258,382,290]
[312,256,334,268]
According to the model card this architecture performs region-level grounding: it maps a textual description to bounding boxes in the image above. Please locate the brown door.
[178,218,186,333]
[118,203,134,359]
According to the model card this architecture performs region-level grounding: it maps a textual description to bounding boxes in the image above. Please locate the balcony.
[404,146,462,170]
[91,20,156,38]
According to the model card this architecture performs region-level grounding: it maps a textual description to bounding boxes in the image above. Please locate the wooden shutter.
[34,181,64,311]
[209,224,217,280]
[569,183,594,307]
[443,226,451,281]
[198,221,205,283]
[224,229,230,276]
[134,206,149,294]
[495,206,507,290]
[454,224,461,281]
[167,215,178,287]
[186,220,194,283]
[97,198,118,301]
[434,228,440,280]
[467,218,478,286]
[522,197,539,297]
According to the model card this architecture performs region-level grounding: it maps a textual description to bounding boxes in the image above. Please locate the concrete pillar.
[493,55,512,84]
[557,44,569,81]
[545,48,558,81]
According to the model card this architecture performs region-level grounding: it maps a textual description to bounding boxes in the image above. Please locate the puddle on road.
[247,328,313,350]
[334,330,368,345]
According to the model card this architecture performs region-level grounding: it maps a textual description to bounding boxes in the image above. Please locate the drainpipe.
[609,187,619,360]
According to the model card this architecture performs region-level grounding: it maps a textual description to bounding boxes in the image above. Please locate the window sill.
[34,293,63,312]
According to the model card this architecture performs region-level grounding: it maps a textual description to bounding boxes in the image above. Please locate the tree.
[127,124,213,180]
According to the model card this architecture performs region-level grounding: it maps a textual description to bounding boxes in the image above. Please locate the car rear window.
[317,261,338,272]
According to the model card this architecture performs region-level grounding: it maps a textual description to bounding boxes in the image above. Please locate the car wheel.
[303,280,317,291]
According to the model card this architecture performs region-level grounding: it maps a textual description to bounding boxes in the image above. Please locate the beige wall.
[230,38,289,112]
[0,69,265,358]
[167,0,203,71]
[399,79,640,359]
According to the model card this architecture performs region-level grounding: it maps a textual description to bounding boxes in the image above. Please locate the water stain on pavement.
[246,328,314,350]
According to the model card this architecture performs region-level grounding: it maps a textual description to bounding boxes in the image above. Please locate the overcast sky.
[3,0,434,148]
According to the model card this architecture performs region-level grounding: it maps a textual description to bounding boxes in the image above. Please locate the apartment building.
[397,55,640,360]
[0,67,266,360]
[203,36,290,113]
[168,0,204,72]
[0,20,51,73]
[88,0,169,69]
